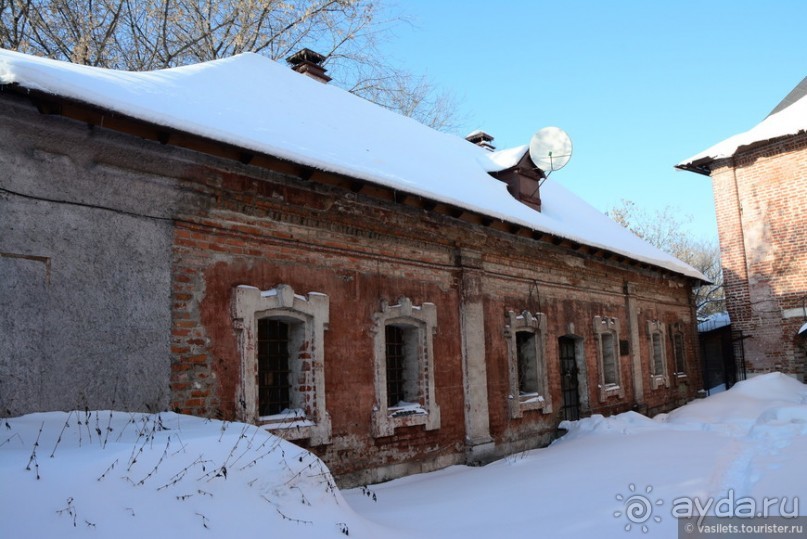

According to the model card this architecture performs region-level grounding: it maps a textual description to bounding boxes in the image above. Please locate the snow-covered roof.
[483,145,529,172]
[677,78,807,170]
[697,311,731,333]
[0,49,703,280]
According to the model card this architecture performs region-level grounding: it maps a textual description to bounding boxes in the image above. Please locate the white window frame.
[504,310,551,418]
[371,297,440,437]
[594,316,625,402]
[647,320,669,390]
[232,284,331,445]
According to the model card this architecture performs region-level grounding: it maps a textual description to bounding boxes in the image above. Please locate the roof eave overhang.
[674,160,713,176]
[677,128,807,177]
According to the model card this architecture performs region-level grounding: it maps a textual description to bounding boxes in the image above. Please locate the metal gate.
[559,337,580,421]
[730,329,748,387]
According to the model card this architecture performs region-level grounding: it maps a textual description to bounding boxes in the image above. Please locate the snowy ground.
[2,373,806,538]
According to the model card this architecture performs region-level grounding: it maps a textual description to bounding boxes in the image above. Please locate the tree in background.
[607,199,725,318]
[0,0,461,130]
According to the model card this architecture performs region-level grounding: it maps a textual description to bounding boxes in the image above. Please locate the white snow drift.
[2,373,805,538]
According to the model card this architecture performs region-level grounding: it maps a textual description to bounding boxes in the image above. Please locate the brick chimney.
[286,48,331,84]
[465,130,496,151]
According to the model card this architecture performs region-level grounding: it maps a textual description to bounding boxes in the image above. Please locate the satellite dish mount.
[528,126,573,185]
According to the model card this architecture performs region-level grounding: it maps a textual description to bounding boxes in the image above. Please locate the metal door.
[559,337,580,421]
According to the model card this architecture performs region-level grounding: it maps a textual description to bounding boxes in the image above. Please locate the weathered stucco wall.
[0,95,174,414]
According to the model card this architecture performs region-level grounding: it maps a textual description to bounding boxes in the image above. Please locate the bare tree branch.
[607,198,725,318]
[0,0,462,130]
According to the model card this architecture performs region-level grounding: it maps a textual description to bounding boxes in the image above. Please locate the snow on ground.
[343,373,807,538]
[2,373,806,538]
[0,412,396,539]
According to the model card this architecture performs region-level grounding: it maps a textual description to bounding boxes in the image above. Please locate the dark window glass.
[673,333,686,374]
[257,319,290,416]
[516,331,539,394]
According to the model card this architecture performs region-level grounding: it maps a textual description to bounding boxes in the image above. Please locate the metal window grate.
[651,333,664,375]
[385,325,405,407]
[257,318,290,416]
[559,337,580,421]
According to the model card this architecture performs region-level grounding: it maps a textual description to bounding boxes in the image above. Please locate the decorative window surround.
[594,316,625,402]
[371,297,440,438]
[232,284,331,445]
[647,320,669,390]
[671,322,687,378]
[504,310,551,418]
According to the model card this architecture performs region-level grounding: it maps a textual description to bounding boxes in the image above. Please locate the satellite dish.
[528,127,573,174]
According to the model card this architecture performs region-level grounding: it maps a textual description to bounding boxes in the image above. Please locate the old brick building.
[1,49,704,485]
[678,77,807,382]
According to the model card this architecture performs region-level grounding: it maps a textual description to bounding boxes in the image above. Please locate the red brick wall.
[711,131,807,379]
[165,156,702,482]
[1,91,704,485]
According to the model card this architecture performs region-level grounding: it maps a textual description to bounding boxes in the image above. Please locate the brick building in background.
[678,77,807,382]
[2,49,705,486]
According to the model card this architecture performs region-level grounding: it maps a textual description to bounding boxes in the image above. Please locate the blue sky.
[379,0,807,242]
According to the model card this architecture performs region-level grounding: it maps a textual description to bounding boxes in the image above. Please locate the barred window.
[601,332,619,386]
[371,297,440,437]
[257,319,291,416]
[651,332,664,377]
[647,320,669,389]
[385,325,420,407]
[673,332,686,374]
[505,311,550,418]
[594,316,624,402]
[232,284,331,445]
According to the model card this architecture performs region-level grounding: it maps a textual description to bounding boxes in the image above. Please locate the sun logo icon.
[613,483,663,533]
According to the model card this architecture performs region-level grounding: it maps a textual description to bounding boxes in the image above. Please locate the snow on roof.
[697,311,730,333]
[768,76,807,117]
[678,80,807,168]
[481,144,529,172]
[0,48,703,280]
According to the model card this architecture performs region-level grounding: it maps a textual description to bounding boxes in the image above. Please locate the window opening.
[385,325,406,407]
[258,319,291,416]
[371,297,439,436]
[601,332,618,386]
[651,332,664,376]
[517,331,539,395]
[673,333,686,374]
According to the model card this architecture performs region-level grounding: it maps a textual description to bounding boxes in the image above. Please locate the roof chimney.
[465,130,496,151]
[489,150,545,212]
[286,48,331,84]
